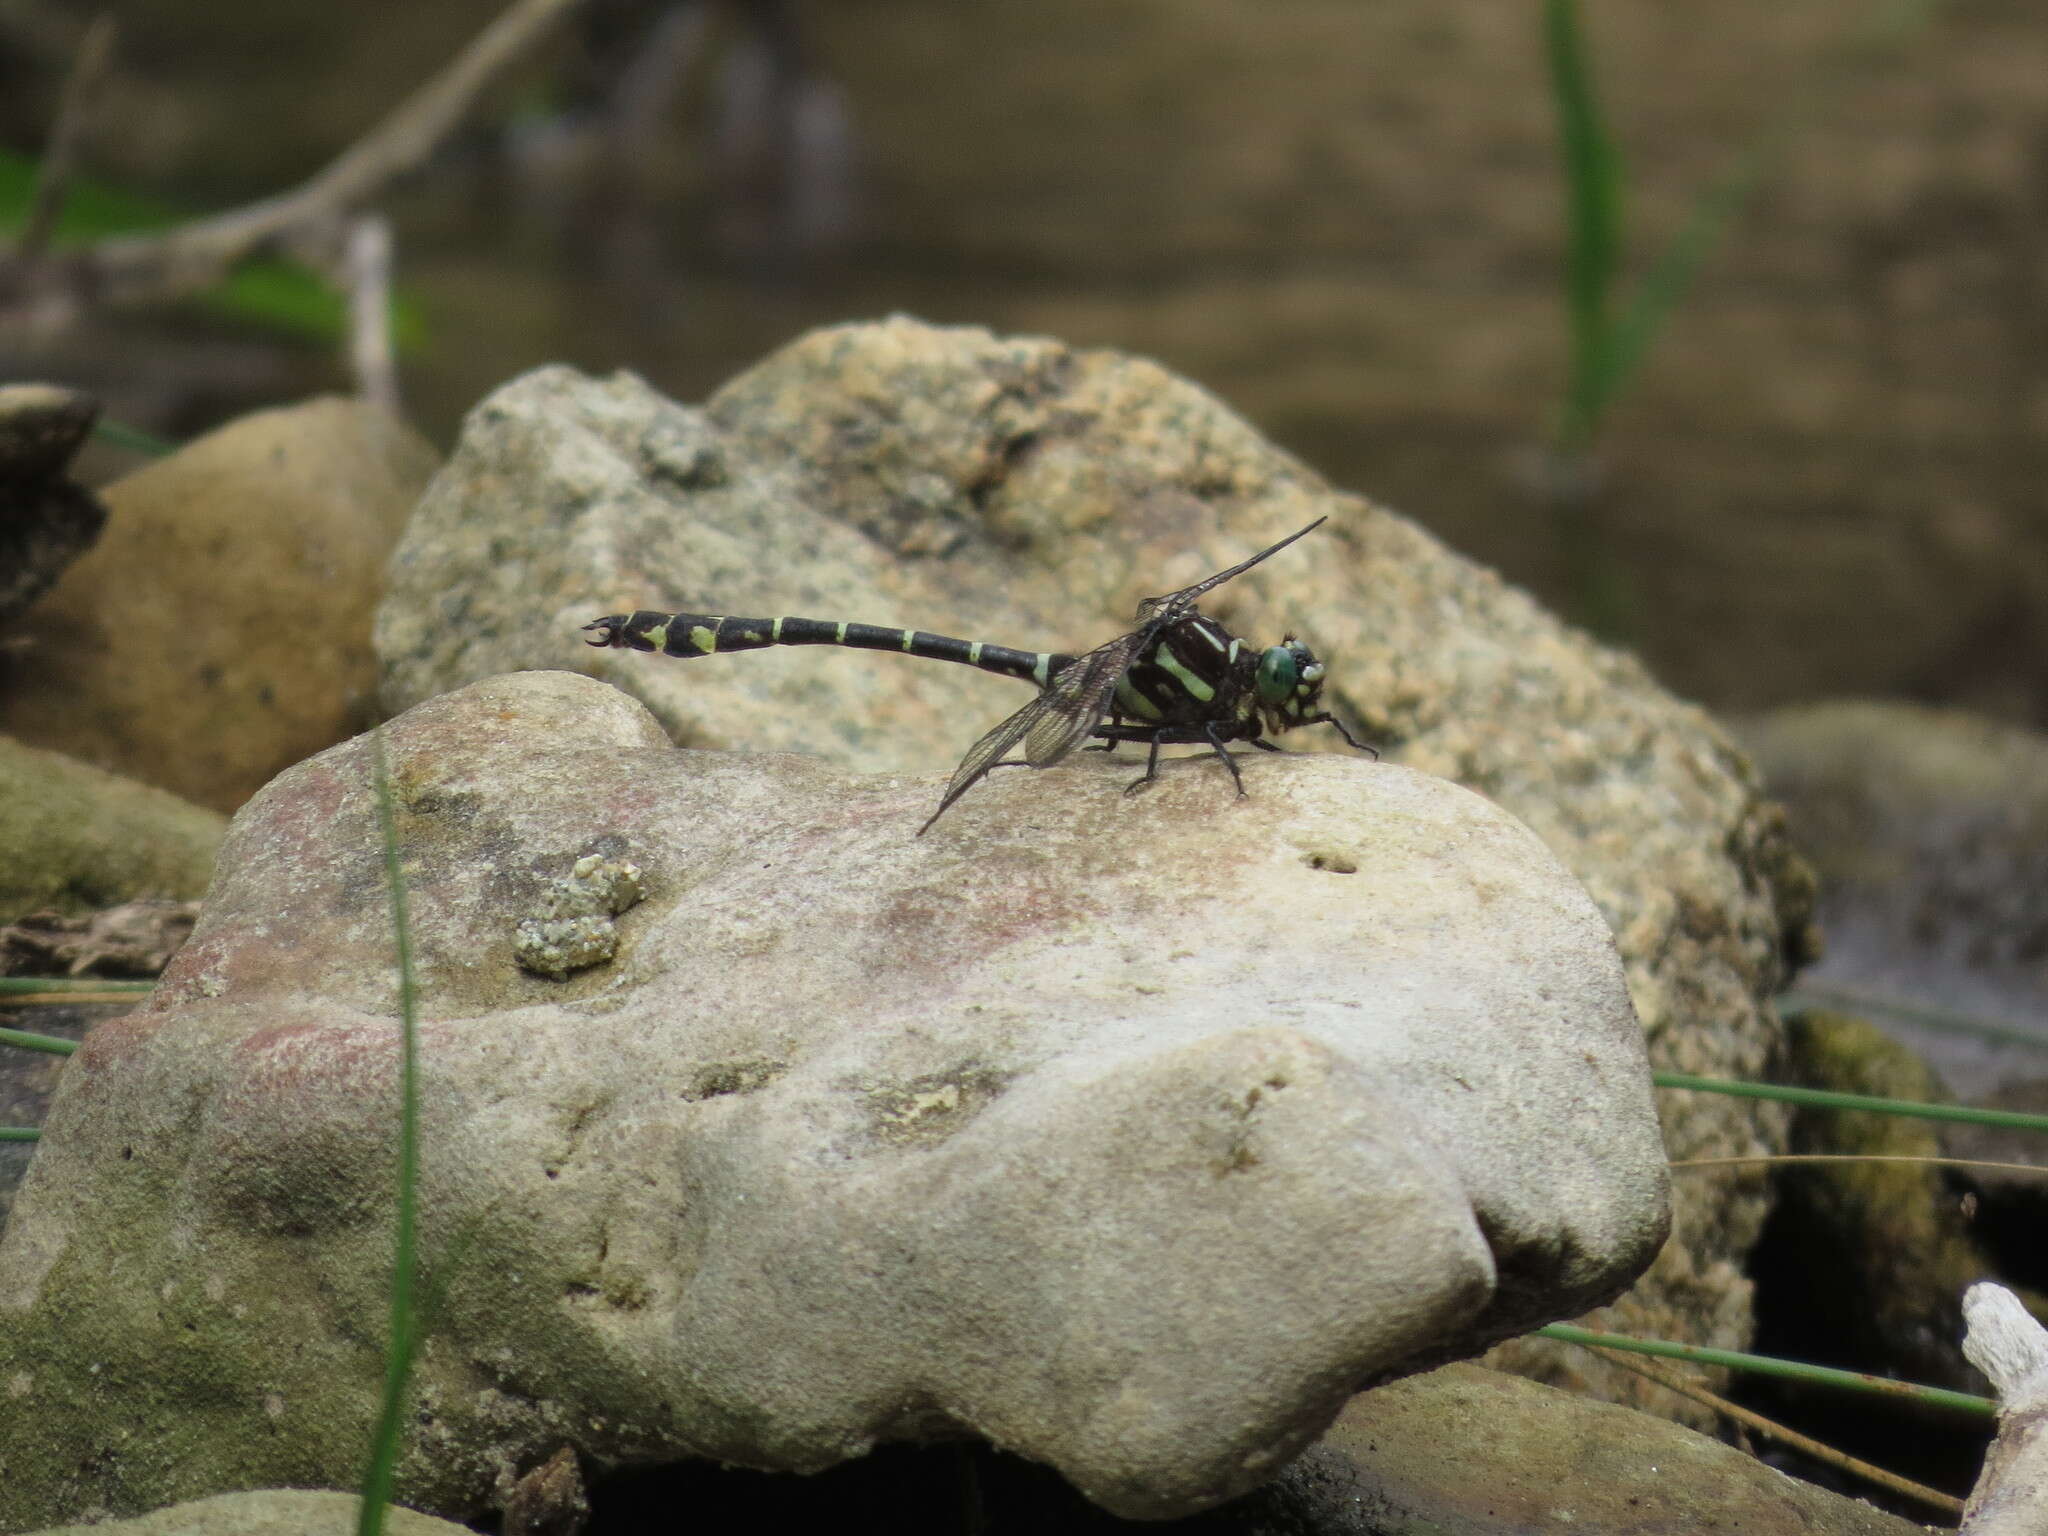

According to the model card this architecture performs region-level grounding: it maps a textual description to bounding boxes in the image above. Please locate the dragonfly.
[583,517,1374,833]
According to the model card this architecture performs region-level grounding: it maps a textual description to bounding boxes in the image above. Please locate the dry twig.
[1,0,583,338]
[1961,1282,2048,1533]
[1589,1342,1965,1518]
[341,215,399,413]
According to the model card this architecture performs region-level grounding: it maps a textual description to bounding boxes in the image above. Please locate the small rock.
[0,734,224,923]
[0,383,106,628]
[24,1488,473,1535]
[501,1446,588,1536]
[514,854,643,979]
[0,396,438,814]
[1245,1362,1929,1536]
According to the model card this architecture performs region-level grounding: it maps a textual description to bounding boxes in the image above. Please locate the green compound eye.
[1255,645,1299,705]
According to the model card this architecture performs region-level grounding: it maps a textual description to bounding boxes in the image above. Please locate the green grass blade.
[0,1027,79,1056]
[1779,985,2048,1052]
[1,1127,40,1142]
[91,417,179,457]
[1542,0,1623,454]
[1655,1071,2048,1133]
[357,727,423,1536]
[1596,143,1768,422]
[1539,1323,1995,1416]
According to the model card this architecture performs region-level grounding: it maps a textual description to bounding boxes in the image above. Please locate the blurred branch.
[343,216,399,413]
[13,14,117,264]
[0,0,584,335]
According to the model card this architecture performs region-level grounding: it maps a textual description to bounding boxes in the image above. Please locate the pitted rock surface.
[24,1490,472,1535]
[0,670,1664,1528]
[377,319,1815,1413]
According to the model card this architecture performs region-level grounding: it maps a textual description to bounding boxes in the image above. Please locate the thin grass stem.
[1780,984,2048,1052]
[1653,1072,2048,1134]
[1672,1152,2048,1177]
[1537,1323,1994,1417]
[1586,1344,1966,1516]
[356,727,423,1536]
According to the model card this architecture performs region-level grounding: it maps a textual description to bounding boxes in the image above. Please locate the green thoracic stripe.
[1151,642,1215,703]
[1113,675,1165,721]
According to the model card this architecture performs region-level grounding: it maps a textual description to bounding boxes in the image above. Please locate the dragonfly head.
[1253,634,1328,730]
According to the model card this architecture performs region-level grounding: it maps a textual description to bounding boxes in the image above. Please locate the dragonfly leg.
[1306,712,1379,759]
[1121,734,1167,797]
[1248,736,1284,754]
[1204,721,1248,796]
[1086,710,1129,754]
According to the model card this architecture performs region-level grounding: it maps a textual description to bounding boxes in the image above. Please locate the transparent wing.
[918,637,1136,835]
[1022,640,1133,765]
[1133,515,1328,628]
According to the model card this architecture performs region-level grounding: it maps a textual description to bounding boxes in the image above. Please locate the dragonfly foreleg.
[1305,712,1379,759]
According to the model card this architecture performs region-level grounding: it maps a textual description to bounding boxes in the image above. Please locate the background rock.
[1738,702,2048,1099]
[0,735,224,922]
[0,668,1664,1527]
[1746,1010,1995,1498]
[0,397,438,815]
[379,317,1815,1415]
[0,383,104,627]
[1258,1362,1930,1536]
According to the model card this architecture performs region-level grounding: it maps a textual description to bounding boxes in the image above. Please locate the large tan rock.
[378,320,1816,1415]
[0,397,437,814]
[0,669,1664,1527]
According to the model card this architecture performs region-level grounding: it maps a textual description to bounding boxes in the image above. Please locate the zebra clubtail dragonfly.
[583,517,1374,833]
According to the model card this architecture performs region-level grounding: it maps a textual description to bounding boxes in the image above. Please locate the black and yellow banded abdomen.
[583,610,1073,689]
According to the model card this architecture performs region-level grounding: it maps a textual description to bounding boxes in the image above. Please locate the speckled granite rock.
[0,668,1664,1527]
